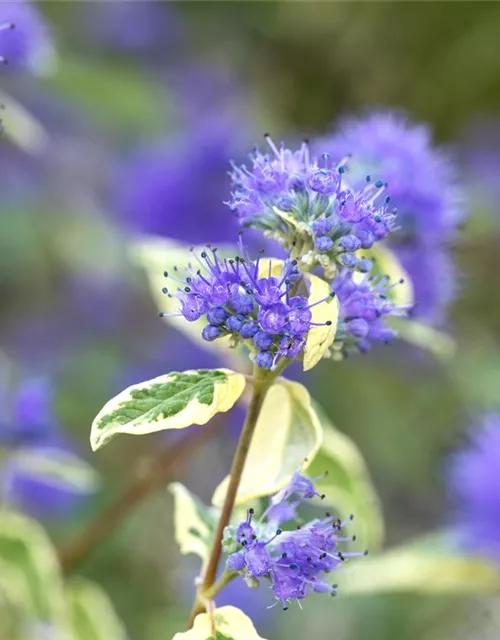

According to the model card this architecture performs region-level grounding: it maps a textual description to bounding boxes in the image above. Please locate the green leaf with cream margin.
[66,578,127,640]
[0,510,67,625]
[366,244,455,361]
[340,535,500,596]
[212,379,322,507]
[168,482,218,564]
[256,258,339,372]
[90,369,246,451]
[129,235,241,364]
[305,405,384,550]
[5,448,100,496]
[173,605,268,640]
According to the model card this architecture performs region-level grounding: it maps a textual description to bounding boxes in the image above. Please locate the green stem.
[187,365,275,627]
[203,570,238,602]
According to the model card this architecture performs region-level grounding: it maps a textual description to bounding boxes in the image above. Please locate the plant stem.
[203,570,238,602]
[187,366,274,627]
[58,420,220,573]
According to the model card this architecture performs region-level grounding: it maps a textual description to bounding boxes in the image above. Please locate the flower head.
[113,117,243,244]
[228,136,397,278]
[447,414,500,561]
[321,112,463,325]
[321,111,464,242]
[332,269,408,354]
[224,471,366,610]
[161,241,337,370]
[0,0,54,74]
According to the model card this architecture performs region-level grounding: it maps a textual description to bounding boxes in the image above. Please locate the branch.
[58,421,220,573]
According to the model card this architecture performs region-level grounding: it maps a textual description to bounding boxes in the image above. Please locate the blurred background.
[2,2,500,639]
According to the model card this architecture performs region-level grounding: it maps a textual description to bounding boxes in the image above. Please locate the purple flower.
[321,111,464,242]
[161,242,336,371]
[1,449,91,520]
[447,415,500,561]
[228,136,397,278]
[10,378,56,444]
[113,118,243,244]
[225,471,366,610]
[321,111,464,324]
[332,269,408,354]
[0,378,97,519]
[270,470,326,504]
[0,0,53,73]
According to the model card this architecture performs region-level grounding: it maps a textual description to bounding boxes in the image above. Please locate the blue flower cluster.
[333,270,407,354]
[225,471,366,610]
[161,244,336,370]
[0,0,53,74]
[323,112,464,326]
[228,136,397,278]
[113,117,243,245]
[448,415,500,562]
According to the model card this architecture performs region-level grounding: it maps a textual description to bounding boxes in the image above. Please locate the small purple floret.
[226,470,365,610]
[333,269,407,353]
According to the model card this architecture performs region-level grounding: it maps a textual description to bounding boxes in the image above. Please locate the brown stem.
[58,422,219,573]
[187,367,274,627]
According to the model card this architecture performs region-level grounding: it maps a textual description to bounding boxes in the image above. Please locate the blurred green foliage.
[2,2,500,639]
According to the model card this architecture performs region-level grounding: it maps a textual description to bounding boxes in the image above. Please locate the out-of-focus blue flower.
[224,471,366,610]
[113,118,243,244]
[322,111,464,242]
[228,136,397,278]
[0,377,98,519]
[10,377,55,443]
[321,111,464,326]
[78,0,179,54]
[161,244,336,370]
[397,243,457,326]
[0,0,54,74]
[448,415,500,562]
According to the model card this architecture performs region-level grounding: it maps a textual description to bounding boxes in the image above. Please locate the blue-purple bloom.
[321,112,464,325]
[225,471,366,610]
[113,118,243,244]
[161,243,337,370]
[228,136,397,278]
[448,414,500,561]
[0,378,97,519]
[0,0,53,73]
[332,270,407,354]
[322,112,464,242]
